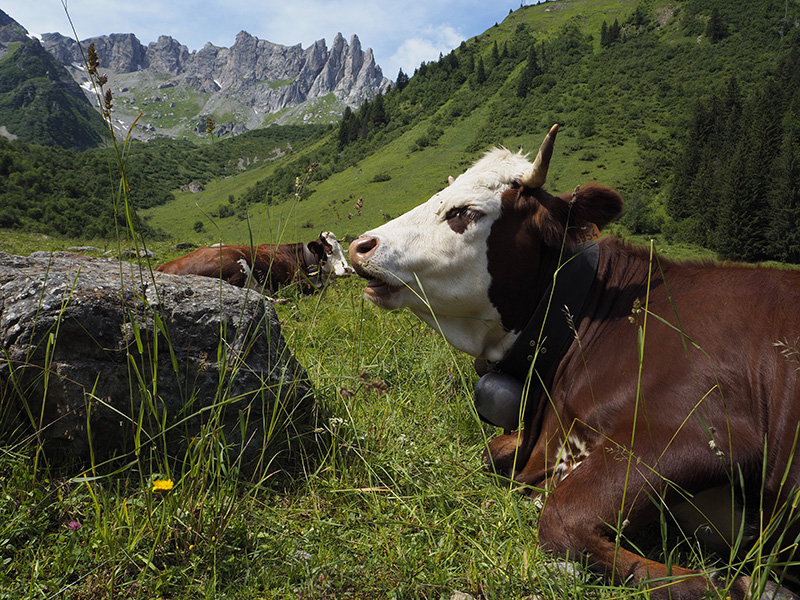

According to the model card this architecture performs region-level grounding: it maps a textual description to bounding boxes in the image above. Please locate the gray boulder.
[0,251,315,473]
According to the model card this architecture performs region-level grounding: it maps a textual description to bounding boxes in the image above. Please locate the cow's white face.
[349,149,536,360]
[320,231,354,279]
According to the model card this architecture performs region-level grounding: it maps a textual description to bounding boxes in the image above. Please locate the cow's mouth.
[354,267,402,306]
[366,277,400,297]
[351,259,404,306]
[364,277,401,301]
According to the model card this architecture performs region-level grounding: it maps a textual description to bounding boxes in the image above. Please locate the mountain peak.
[35,28,390,140]
[0,9,31,44]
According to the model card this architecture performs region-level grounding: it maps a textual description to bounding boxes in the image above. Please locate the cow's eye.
[445,206,482,233]
[445,206,481,221]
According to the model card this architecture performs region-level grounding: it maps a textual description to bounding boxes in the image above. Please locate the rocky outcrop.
[0,10,29,44]
[40,29,391,138]
[0,251,316,473]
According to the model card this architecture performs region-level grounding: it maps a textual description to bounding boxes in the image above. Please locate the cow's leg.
[534,444,761,600]
[484,425,586,491]
[484,431,531,477]
[245,279,264,294]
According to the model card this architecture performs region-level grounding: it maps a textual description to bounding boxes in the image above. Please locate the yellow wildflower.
[152,479,174,493]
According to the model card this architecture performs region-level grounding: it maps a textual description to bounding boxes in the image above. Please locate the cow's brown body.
[349,126,800,599]
[156,232,351,294]
[488,234,800,598]
[157,243,318,293]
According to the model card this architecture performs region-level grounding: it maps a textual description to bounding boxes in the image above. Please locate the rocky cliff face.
[0,10,29,45]
[41,30,392,140]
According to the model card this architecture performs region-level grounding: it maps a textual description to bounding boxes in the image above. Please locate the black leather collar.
[474,230,600,430]
[490,238,599,382]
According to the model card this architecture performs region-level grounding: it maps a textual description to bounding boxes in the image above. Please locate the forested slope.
[2,0,800,263]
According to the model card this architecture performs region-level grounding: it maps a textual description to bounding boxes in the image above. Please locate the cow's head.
[308,231,354,281]
[349,125,623,361]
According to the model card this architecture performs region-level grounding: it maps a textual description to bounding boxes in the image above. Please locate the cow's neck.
[473,239,600,429]
[490,240,600,381]
[414,309,512,361]
[422,237,600,364]
[301,244,323,285]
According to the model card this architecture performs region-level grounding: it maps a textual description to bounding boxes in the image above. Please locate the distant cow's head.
[349,126,623,360]
[310,231,354,281]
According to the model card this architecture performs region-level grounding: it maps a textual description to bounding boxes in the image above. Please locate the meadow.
[0,240,610,600]
[2,1,799,595]
[0,224,780,600]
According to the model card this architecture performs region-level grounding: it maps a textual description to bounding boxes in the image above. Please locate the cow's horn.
[521,124,559,189]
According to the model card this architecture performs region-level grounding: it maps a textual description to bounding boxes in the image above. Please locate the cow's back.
[648,255,800,485]
[156,246,253,287]
[556,239,800,505]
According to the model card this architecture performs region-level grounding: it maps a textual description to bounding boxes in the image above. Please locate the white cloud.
[387,24,464,78]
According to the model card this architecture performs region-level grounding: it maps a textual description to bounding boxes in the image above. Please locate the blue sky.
[3,1,543,81]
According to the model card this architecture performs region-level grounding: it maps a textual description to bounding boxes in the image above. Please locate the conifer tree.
[395,68,409,91]
[359,102,372,139]
[517,44,540,98]
[629,7,646,28]
[715,93,778,261]
[490,41,499,68]
[609,19,621,45]
[337,106,357,149]
[475,57,487,85]
[706,8,728,43]
[668,98,716,221]
[371,92,387,128]
[600,20,620,47]
[767,124,800,262]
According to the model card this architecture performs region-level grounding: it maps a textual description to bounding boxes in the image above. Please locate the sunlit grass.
[0,269,626,599]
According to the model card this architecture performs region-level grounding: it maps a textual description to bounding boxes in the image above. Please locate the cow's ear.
[533,183,623,247]
[307,240,326,260]
[317,232,333,253]
[568,183,624,233]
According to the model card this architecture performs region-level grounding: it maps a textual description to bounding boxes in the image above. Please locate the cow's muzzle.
[348,234,403,306]
[349,234,378,266]
[348,234,382,280]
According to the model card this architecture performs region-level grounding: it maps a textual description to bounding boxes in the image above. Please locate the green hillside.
[0,39,106,149]
[138,0,800,260]
[4,3,800,597]
[1,0,799,263]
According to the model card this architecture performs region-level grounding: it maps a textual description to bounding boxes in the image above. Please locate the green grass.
[266,78,296,90]
[1,214,796,599]
[0,268,627,599]
[7,204,800,597]
[1,234,789,599]
[0,42,22,64]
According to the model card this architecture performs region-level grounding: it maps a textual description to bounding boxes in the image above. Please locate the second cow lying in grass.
[156,231,353,297]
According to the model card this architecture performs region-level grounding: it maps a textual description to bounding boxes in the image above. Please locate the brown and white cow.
[349,125,800,599]
[156,231,352,295]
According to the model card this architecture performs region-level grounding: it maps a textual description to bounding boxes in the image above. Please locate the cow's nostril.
[350,235,379,262]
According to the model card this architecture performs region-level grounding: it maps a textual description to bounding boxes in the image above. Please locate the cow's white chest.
[237,258,251,278]
[552,434,592,482]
